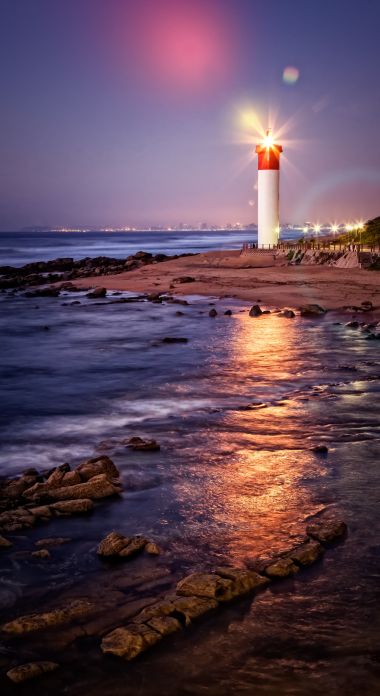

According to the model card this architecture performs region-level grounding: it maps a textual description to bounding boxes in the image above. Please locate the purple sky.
[0,0,379,230]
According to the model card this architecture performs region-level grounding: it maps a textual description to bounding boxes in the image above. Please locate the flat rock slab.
[7,661,59,683]
[176,573,234,601]
[2,599,94,635]
[97,531,149,559]
[306,519,347,544]
[265,557,300,578]
[102,623,161,660]
[288,540,324,566]
[51,499,94,514]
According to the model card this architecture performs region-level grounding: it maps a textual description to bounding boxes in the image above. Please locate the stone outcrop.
[97,531,158,560]
[0,456,121,537]
[87,287,107,298]
[306,518,347,544]
[6,661,59,683]
[249,304,262,317]
[101,567,269,660]
[299,304,326,317]
[1,513,348,675]
[265,557,299,578]
[31,548,51,559]
[126,437,160,452]
[2,599,94,635]
[288,539,324,567]
[51,499,94,515]
[0,251,191,290]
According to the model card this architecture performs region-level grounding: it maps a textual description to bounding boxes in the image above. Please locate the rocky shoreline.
[0,251,192,291]
[0,453,347,684]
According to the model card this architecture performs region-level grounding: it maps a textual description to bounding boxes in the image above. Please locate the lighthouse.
[255,129,283,247]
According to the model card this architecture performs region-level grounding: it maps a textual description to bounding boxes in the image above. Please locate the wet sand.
[74,250,380,313]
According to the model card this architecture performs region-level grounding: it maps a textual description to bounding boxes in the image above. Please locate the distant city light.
[303,226,308,233]
[331,224,339,233]
[313,224,321,233]
[345,223,353,232]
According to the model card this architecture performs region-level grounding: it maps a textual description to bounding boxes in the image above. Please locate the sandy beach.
[75,250,380,313]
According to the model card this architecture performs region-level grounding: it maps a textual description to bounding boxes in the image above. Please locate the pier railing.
[241,241,380,253]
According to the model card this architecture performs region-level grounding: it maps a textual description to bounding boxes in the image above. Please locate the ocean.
[0,228,302,267]
[0,231,379,695]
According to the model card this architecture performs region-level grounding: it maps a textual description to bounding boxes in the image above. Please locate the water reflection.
[174,312,333,565]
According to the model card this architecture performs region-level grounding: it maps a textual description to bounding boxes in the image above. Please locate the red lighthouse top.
[256,129,283,170]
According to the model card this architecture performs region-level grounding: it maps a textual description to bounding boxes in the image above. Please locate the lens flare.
[283,66,300,85]
[116,0,237,97]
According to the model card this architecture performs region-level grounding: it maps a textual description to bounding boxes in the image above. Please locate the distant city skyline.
[0,0,379,230]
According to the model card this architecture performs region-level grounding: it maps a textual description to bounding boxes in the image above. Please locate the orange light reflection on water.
[175,312,329,565]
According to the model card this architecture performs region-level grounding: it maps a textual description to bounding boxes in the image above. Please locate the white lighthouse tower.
[255,129,283,248]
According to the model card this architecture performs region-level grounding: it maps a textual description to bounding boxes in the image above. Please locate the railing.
[241,241,380,253]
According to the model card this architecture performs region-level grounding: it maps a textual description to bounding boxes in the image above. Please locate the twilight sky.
[0,0,379,230]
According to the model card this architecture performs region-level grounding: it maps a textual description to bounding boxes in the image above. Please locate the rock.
[361,300,373,310]
[0,508,35,532]
[0,534,12,547]
[136,598,181,623]
[280,309,295,318]
[3,475,38,499]
[29,505,52,520]
[209,308,218,317]
[21,481,48,501]
[101,623,161,660]
[6,661,59,683]
[146,615,181,636]
[137,595,218,627]
[51,499,94,515]
[77,455,119,481]
[119,536,147,559]
[145,541,161,555]
[224,309,232,316]
[345,321,359,328]
[87,287,107,298]
[2,599,94,634]
[175,311,184,316]
[265,557,299,578]
[312,445,329,454]
[161,337,188,343]
[97,531,148,559]
[249,304,262,317]
[171,596,218,623]
[29,474,121,502]
[176,573,233,601]
[46,467,67,488]
[306,518,347,544]
[60,471,82,486]
[31,549,50,559]
[173,276,195,283]
[215,567,269,597]
[35,537,71,547]
[299,304,326,317]
[126,437,160,452]
[97,531,131,556]
[288,539,324,566]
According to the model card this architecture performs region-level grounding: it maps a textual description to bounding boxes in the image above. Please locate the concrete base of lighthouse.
[257,169,280,247]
